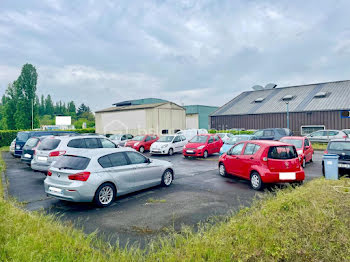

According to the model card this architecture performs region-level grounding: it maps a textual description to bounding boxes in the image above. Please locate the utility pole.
[286,101,290,130]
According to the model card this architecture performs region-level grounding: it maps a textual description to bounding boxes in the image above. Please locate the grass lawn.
[0,149,349,261]
[312,142,328,151]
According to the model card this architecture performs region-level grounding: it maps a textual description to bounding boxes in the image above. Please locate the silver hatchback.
[44,148,174,207]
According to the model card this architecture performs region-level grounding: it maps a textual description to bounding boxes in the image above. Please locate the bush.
[209,129,255,135]
[0,128,96,147]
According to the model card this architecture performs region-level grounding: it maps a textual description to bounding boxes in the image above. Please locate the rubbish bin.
[323,154,339,180]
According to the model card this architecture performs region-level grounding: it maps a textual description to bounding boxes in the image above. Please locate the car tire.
[302,158,306,168]
[219,163,227,177]
[184,155,189,159]
[203,150,208,158]
[310,156,313,163]
[161,169,173,187]
[94,183,116,208]
[322,162,325,176]
[250,171,263,190]
[139,146,145,153]
[168,148,174,156]
[291,181,303,187]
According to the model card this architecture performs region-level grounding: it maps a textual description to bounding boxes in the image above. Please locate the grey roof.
[211,80,350,116]
[95,102,169,113]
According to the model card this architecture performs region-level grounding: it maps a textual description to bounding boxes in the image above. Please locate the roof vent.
[282,95,294,101]
[314,92,327,98]
[252,85,264,91]
[254,97,265,103]
[265,83,277,89]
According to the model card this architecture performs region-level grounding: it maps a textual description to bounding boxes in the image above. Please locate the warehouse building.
[184,105,218,129]
[210,80,350,135]
[95,98,186,135]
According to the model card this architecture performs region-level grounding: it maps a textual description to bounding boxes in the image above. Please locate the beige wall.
[186,114,199,129]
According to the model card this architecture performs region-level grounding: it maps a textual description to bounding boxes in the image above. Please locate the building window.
[162,129,168,134]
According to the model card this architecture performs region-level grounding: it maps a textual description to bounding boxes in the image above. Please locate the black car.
[21,136,49,165]
[322,139,350,175]
[253,128,293,141]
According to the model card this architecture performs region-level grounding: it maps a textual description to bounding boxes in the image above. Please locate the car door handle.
[235,157,240,159]
[250,157,254,160]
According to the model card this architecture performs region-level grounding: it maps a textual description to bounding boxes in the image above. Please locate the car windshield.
[268,146,298,159]
[53,155,90,170]
[37,138,60,151]
[190,136,208,143]
[343,130,350,135]
[133,136,145,141]
[328,142,350,151]
[225,136,249,145]
[25,138,39,148]
[217,134,226,138]
[110,134,122,140]
[16,132,29,142]
[280,139,303,149]
[158,136,174,142]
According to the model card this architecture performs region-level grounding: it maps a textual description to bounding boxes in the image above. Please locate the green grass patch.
[0,149,349,261]
[146,198,167,204]
[312,142,328,151]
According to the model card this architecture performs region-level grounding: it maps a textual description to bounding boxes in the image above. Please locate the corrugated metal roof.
[112,98,168,106]
[95,102,168,113]
[211,80,350,116]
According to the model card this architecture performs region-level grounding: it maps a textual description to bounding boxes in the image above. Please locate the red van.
[218,140,304,190]
[183,134,223,158]
[125,135,159,153]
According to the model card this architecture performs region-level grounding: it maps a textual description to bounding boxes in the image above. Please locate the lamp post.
[285,101,290,130]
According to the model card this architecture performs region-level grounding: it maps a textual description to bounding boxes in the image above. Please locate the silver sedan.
[44,148,174,207]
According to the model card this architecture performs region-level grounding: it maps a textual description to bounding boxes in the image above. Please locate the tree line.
[0,64,94,130]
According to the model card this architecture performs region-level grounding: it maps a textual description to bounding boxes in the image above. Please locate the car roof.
[328,138,350,142]
[280,136,305,140]
[243,140,293,147]
[65,147,136,158]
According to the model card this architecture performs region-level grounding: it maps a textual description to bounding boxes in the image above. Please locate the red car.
[280,136,314,168]
[183,134,223,158]
[218,140,305,190]
[125,135,159,153]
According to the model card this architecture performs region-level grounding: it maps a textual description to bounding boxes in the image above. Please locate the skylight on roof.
[282,95,294,101]
[254,97,264,103]
[314,92,327,98]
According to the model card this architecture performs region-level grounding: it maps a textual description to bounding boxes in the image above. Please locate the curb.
[1,152,8,200]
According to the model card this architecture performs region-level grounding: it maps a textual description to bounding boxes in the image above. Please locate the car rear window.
[53,155,90,170]
[37,138,60,151]
[67,138,87,148]
[328,142,350,151]
[25,138,39,147]
[280,139,303,149]
[268,146,298,159]
[16,132,29,142]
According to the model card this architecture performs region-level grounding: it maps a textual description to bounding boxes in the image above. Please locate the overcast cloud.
[0,0,349,110]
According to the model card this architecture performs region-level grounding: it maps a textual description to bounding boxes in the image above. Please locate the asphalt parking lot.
[3,151,323,248]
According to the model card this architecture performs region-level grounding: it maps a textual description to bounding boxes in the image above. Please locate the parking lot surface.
[3,151,323,248]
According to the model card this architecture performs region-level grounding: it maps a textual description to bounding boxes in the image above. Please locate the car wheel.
[168,148,174,156]
[161,169,173,187]
[302,158,306,168]
[184,155,189,159]
[94,183,116,207]
[310,156,313,163]
[250,172,263,190]
[322,162,325,176]
[219,163,227,177]
[203,150,208,158]
[291,181,303,187]
[139,146,145,153]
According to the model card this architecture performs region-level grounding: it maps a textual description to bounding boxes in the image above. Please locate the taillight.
[324,150,328,154]
[47,171,52,176]
[49,150,66,157]
[343,136,348,138]
[68,172,90,181]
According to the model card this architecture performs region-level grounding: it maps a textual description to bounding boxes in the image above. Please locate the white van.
[176,129,208,141]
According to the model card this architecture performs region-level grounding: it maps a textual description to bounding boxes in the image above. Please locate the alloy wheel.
[98,186,113,205]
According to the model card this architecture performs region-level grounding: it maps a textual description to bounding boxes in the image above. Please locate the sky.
[1,0,350,111]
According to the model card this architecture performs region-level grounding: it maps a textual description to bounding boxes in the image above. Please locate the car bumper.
[183,149,204,157]
[14,150,23,157]
[44,180,94,202]
[21,156,33,164]
[150,149,168,154]
[261,170,305,183]
[31,161,50,172]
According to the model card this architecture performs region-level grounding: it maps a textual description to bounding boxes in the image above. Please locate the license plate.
[49,186,62,193]
[37,156,48,162]
[24,153,31,158]
[279,172,296,180]
[187,150,194,153]
[338,164,350,168]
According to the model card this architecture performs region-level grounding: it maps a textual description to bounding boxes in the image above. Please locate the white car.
[150,135,187,155]
[175,129,208,141]
[109,134,134,146]
[216,133,233,143]
[10,139,15,155]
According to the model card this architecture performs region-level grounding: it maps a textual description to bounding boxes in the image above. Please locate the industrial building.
[210,80,350,135]
[95,98,186,135]
[184,105,218,129]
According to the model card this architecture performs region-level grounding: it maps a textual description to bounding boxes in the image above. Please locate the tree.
[77,103,91,117]
[45,95,54,116]
[39,94,45,116]
[3,82,18,130]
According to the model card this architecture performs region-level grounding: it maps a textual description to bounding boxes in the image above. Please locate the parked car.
[183,134,223,158]
[307,130,348,143]
[31,135,118,173]
[341,129,350,137]
[216,133,234,143]
[280,136,314,168]
[14,130,77,157]
[21,136,50,165]
[218,140,304,190]
[220,135,256,155]
[322,139,350,176]
[109,134,134,146]
[176,129,208,141]
[253,128,292,141]
[44,148,174,207]
[10,139,15,156]
[150,135,187,155]
[124,135,159,153]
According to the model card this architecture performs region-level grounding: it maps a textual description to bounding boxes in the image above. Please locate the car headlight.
[197,145,205,150]
[297,150,303,155]
[134,142,140,146]
[161,144,168,148]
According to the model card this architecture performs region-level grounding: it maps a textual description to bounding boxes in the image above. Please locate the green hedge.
[208,129,254,135]
[0,128,96,147]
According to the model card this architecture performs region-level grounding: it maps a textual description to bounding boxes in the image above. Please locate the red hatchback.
[183,134,223,158]
[280,136,314,168]
[125,134,159,153]
[218,140,305,190]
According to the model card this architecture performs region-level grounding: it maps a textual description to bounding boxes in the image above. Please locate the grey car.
[44,148,174,207]
[31,135,118,173]
[109,134,134,146]
[307,130,348,143]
